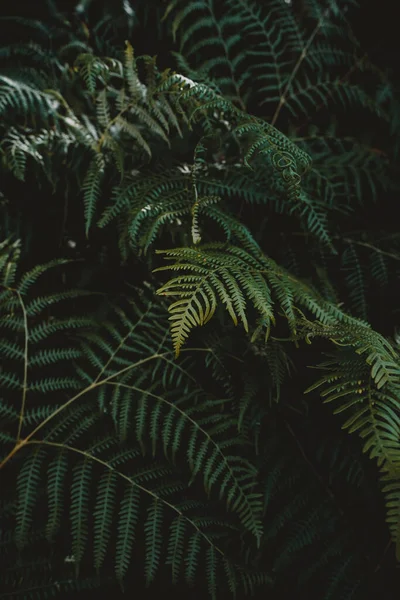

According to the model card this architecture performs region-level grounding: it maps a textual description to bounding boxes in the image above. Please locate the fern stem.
[271,7,330,126]
[341,238,400,262]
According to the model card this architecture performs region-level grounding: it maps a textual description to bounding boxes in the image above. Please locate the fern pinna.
[1,1,400,599]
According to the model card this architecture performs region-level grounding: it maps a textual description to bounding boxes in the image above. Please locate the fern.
[154,242,366,355]
[1,1,400,598]
[0,261,269,597]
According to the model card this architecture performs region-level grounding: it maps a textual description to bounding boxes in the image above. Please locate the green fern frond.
[0,238,21,286]
[115,115,152,156]
[74,53,111,94]
[342,244,367,319]
[145,498,163,584]
[115,484,140,584]
[15,447,45,549]
[46,450,68,541]
[82,154,105,235]
[155,244,274,355]
[70,457,92,574]
[154,242,364,355]
[124,41,142,100]
[94,470,117,572]
[0,75,54,121]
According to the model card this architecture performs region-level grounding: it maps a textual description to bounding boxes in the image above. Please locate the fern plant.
[165,0,399,320]
[1,1,400,599]
[0,250,271,598]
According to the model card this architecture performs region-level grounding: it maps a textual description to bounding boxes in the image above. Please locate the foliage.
[1,1,400,599]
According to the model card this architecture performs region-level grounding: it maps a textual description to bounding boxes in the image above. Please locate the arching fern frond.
[0,75,55,122]
[154,242,365,356]
[155,243,275,356]
[297,316,400,557]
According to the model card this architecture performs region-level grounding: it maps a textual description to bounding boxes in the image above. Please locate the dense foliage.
[1,1,400,598]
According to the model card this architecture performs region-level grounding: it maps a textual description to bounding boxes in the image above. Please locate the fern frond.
[94,470,117,572]
[113,483,139,585]
[46,450,68,541]
[145,498,163,584]
[155,244,275,356]
[155,242,364,355]
[0,75,54,121]
[82,153,105,236]
[74,53,111,94]
[124,41,142,100]
[0,238,21,286]
[15,447,45,549]
[70,457,92,574]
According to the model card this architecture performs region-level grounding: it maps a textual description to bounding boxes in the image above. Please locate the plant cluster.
[1,1,400,598]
